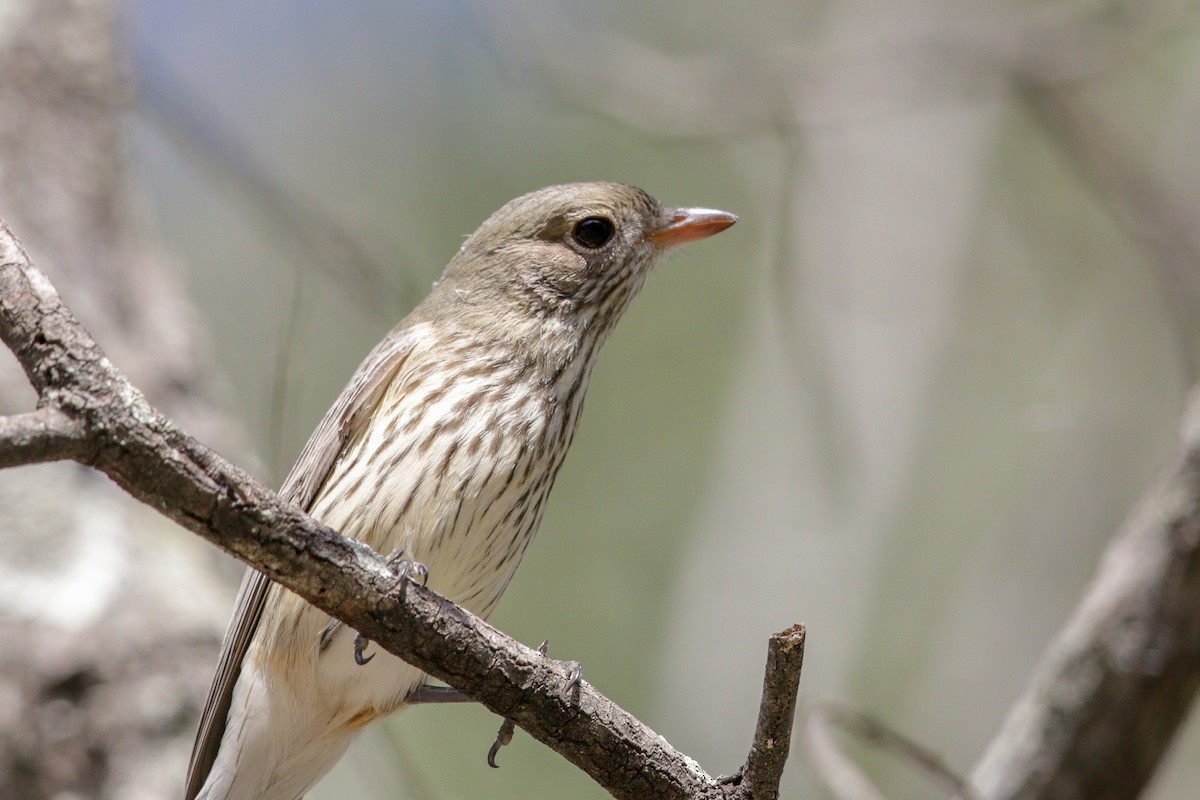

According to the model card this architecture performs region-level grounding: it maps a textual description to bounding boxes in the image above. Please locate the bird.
[185,182,737,800]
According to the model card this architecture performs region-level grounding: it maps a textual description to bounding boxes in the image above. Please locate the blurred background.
[3,0,1200,797]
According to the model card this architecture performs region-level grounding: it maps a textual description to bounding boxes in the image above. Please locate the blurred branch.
[134,47,413,317]
[267,270,306,478]
[0,220,804,800]
[1016,79,1200,376]
[764,121,857,512]
[803,700,974,800]
[460,0,1197,140]
[457,0,787,137]
[801,355,1200,800]
[968,384,1200,799]
[1005,1,1200,85]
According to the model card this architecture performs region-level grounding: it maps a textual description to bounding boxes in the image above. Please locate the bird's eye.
[571,216,615,249]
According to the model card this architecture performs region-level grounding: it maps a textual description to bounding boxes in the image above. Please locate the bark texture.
[0,2,235,798]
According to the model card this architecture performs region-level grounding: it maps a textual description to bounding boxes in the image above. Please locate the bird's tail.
[193,664,354,800]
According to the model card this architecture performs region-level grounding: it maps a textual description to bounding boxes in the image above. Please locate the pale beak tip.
[647,207,739,248]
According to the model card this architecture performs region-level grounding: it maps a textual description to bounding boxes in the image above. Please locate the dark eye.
[572,216,615,249]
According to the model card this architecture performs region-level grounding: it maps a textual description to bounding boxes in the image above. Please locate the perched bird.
[185,182,737,800]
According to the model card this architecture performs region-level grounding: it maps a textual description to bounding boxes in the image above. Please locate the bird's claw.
[353,633,374,665]
[564,660,583,693]
[347,549,428,668]
[484,640,583,767]
[538,639,583,694]
[384,547,429,587]
[488,718,515,769]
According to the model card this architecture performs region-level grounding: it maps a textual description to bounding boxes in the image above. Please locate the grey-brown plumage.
[186,182,736,800]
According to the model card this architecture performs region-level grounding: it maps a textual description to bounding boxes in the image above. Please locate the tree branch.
[0,406,87,467]
[968,387,1200,799]
[0,219,802,800]
[740,624,806,799]
[795,374,1200,800]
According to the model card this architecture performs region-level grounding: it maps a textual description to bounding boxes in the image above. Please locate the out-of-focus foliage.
[127,1,1200,797]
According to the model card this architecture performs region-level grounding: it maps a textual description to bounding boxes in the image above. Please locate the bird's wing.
[185,326,421,800]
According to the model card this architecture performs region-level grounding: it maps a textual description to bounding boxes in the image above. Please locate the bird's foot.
[488,718,515,768]
[538,638,583,694]
[487,639,582,768]
[353,632,375,665]
[324,548,429,666]
[383,547,429,587]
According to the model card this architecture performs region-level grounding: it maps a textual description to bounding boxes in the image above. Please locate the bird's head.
[430,183,736,342]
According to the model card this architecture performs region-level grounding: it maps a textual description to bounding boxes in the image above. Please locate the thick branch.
[0,220,800,800]
[969,387,1200,799]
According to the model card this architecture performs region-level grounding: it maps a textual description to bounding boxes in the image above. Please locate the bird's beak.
[646,207,739,249]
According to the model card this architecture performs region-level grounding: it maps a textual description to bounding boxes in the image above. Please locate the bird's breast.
[308,342,589,619]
